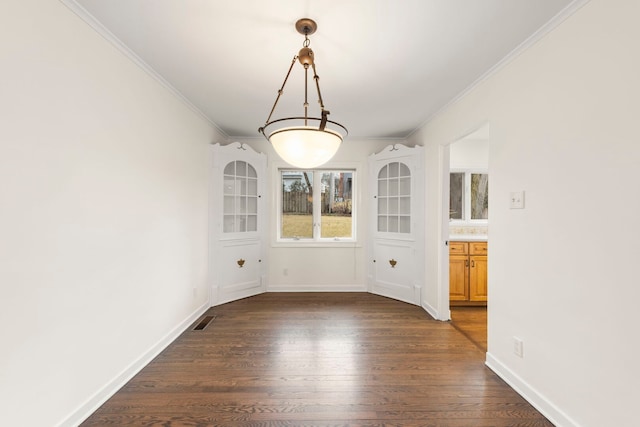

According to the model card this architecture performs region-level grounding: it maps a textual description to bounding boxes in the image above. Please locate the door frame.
[438,122,490,320]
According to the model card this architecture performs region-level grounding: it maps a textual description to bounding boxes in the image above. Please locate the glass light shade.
[269,126,342,168]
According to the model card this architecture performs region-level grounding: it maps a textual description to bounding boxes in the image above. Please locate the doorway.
[444,123,489,349]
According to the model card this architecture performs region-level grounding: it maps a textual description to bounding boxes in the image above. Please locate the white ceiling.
[70,0,576,139]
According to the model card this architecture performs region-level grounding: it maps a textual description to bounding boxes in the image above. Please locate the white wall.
[235,137,401,291]
[450,138,489,170]
[409,0,638,425]
[0,1,224,425]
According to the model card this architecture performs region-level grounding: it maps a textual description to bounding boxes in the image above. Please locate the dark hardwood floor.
[450,306,488,353]
[82,293,551,426]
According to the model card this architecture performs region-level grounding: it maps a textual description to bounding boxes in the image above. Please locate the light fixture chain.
[304,65,309,125]
[311,63,326,111]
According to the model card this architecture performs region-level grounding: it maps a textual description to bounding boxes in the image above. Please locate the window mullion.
[464,172,471,222]
[313,170,322,240]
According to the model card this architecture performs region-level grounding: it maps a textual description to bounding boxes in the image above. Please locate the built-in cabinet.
[368,144,424,306]
[210,142,267,306]
[449,241,487,305]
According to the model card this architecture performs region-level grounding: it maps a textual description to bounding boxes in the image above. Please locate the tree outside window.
[450,171,488,222]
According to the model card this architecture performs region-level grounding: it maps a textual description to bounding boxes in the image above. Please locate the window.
[450,171,488,222]
[279,170,354,241]
[377,162,411,233]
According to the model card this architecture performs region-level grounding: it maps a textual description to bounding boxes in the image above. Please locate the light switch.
[510,191,525,209]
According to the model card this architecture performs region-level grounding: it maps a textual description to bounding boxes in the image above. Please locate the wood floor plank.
[81,293,552,426]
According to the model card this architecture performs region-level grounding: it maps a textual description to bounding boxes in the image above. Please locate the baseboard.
[267,283,367,292]
[485,353,580,427]
[57,301,211,427]
[421,299,449,321]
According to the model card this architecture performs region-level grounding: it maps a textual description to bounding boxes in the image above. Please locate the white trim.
[485,353,581,427]
[421,299,449,321]
[408,0,592,137]
[57,301,210,427]
[438,144,452,322]
[58,0,227,138]
[268,284,367,293]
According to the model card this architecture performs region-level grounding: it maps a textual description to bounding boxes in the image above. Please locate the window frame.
[274,165,359,247]
[450,169,489,224]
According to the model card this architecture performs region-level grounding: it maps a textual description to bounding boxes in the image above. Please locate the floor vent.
[193,315,216,331]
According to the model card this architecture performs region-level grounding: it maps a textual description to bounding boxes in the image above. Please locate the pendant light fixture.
[258,18,348,169]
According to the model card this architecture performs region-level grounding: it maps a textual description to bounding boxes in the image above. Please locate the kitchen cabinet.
[449,241,487,306]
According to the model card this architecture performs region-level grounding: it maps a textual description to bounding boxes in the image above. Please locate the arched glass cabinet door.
[223,160,258,233]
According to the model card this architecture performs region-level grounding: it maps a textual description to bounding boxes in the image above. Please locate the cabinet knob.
[237,259,245,268]
[389,259,397,268]
[471,260,475,267]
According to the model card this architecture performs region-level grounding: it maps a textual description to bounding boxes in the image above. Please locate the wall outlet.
[510,191,525,209]
[513,337,524,358]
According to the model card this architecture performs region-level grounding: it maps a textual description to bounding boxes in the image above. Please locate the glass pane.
[281,170,313,239]
[388,216,399,233]
[471,173,489,219]
[224,196,234,214]
[388,178,399,196]
[321,171,352,238]
[378,165,388,179]
[247,197,257,214]
[223,162,235,175]
[388,198,398,214]
[389,162,399,177]
[236,161,247,177]
[321,214,352,238]
[378,179,388,197]
[378,216,387,232]
[223,215,235,233]
[449,173,464,220]
[247,178,257,196]
[399,196,410,214]
[247,215,257,232]
[238,215,246,232]
[223,176,235,194]
[399,177,410,196]
[239,197,247,214]
[281,213,313,238]
[378,198,387,214]
[399,163,410,177]
[239,177,247,195]
[247,164,257,178]
[399,216,410,233]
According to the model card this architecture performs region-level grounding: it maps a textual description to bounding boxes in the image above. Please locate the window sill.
[272,239,361,248]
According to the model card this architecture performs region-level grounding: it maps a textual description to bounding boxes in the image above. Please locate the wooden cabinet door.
[449,255,469,301]
[469,255,487,301]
